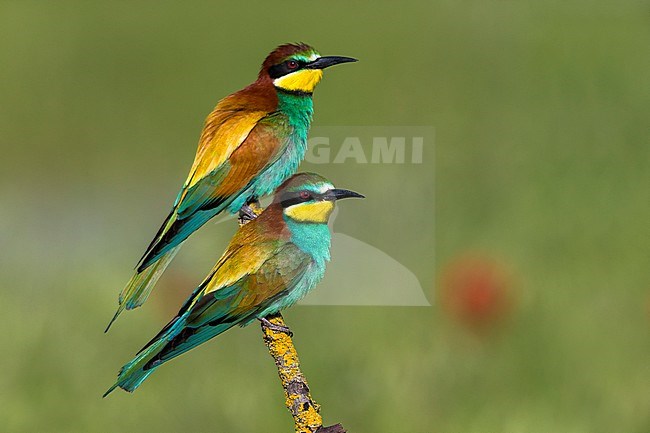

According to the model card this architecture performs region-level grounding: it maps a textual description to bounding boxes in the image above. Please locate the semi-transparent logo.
[212,126,434,306]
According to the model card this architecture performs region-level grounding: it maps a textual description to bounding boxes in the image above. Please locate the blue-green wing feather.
[175,162,233,218]
[147,245,311,366]
[105,243,312,395]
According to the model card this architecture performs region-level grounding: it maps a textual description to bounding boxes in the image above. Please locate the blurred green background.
[1,1,649,432]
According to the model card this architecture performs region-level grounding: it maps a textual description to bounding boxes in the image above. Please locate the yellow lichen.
[261,314,324,433]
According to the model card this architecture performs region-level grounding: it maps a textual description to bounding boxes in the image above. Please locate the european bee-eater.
[104,173,363,395]
[107,44,357,331]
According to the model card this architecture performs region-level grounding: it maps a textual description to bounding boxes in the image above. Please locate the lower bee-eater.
[107,44,357,331]
[104,173,363,395]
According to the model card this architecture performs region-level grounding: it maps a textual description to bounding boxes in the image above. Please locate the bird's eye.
[287,60,299,69]
[300,191,311,200]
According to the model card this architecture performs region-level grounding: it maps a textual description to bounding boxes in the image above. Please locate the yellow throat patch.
[273,69,323,93]
[284,200,334,223]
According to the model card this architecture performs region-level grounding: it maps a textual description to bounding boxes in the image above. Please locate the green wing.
[143,243,311,369]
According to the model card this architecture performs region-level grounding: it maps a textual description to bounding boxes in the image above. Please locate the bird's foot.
[238,204,259,224]
[248,199,263,216]
[259,317,293,337]
[238,200,265,225]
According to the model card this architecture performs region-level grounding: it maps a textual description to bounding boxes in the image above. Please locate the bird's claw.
[259,317,293,337]
[238,205,259,224]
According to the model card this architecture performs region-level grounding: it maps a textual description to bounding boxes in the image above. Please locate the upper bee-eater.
[106,44,357,331]
[103,173,364,395]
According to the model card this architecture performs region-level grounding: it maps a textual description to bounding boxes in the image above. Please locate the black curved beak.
[326,188,365,201]
[306,56,358,70]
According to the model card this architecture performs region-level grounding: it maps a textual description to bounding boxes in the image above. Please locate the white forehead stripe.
[316,182,334,193]
[309,53,320,61]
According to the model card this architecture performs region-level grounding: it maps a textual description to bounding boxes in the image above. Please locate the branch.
[260,313,346,433]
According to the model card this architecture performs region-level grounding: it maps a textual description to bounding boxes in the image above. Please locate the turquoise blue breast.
[256,220,331,317]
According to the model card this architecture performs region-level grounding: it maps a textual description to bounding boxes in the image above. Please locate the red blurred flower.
[440,252,515,331]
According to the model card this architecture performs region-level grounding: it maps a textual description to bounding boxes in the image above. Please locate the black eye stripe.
[280,196,304,208]
[268,59,307,79]
[280,191,323,208]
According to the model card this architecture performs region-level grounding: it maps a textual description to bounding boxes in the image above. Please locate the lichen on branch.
[260,314,346,433]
